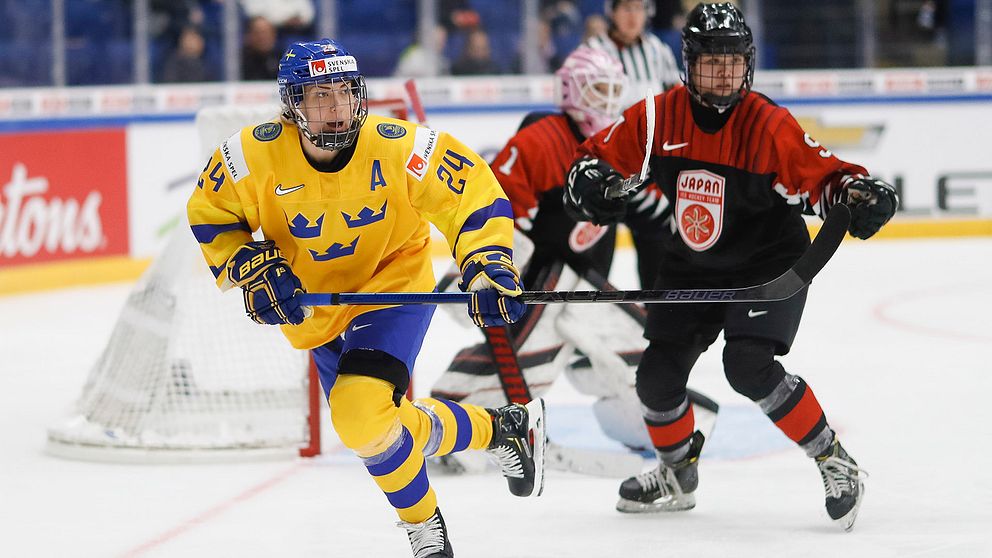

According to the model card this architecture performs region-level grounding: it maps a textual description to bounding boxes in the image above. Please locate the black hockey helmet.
[682,3,755,111]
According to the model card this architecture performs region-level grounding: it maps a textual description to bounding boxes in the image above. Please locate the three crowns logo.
[342,201,387,228]
[310,238,359,262]
[288,213,324,239]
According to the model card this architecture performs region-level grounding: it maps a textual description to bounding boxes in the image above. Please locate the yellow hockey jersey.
[188,113,513,349]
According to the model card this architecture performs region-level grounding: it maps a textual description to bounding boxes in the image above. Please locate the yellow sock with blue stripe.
[329,375,493,523]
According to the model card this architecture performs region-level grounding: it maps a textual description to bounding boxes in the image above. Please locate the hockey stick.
[483,316,645,478]
[484,263,644,477]
[299,203,851,307]
[404,79,429,125]
[402,81,637,476]
[604,89,655,200]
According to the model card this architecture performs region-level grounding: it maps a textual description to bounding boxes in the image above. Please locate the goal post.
[46,98,410,463]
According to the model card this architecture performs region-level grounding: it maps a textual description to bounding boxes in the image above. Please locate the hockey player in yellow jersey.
[187,39,546,558]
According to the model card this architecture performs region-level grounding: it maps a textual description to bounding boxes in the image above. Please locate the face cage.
[683,45,755,112]
[567,70,628,136]
[282,76,369,151]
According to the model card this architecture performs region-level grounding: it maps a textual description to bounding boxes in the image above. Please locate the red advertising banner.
[0,128,129,266]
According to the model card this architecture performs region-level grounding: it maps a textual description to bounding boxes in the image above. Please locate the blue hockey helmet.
[277,39,368,151]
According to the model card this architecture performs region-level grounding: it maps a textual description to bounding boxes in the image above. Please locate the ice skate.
[816,438,868,531]
[486,398,547,497]
[397,507,453,558]
[617,431,703,513]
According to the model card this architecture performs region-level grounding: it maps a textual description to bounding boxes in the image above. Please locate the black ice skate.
[397,507,453,558]
[816,438,868,531]
[486,398,547,497]
[616,430,704,513]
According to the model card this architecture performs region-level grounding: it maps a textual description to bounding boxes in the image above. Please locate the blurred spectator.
[395,25,450,78]
[582,14,608,43]
[241,16,280,81]
[150,0,205,48]
[650,0,684,32]
[451,29,501,75]
[239,0,315,35]
[585,0,680,105]
[916,0,948,41]
[161,25,213,83]
[439,0,481,33]
[541,0,582,70]
[513,20,558,74]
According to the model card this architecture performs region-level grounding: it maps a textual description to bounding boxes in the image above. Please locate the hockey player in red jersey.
[564,3,897,531]
[496,46,631,288]
[430,47,723,463]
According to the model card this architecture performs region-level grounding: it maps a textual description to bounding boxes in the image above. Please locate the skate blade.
[616,494,695,513]
[525,398,547,497]
[834,482,865,532]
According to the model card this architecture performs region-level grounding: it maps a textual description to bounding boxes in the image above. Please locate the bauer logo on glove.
[225,240,313,325]
[458,250,526,327]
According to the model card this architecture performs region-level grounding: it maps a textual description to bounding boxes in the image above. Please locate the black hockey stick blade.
[515,202,850,304]
[299,204,850,307]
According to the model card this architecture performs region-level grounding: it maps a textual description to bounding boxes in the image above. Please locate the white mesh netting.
[47,98,409,462]
[46,225,312,462]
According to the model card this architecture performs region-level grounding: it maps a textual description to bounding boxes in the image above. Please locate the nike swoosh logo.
[352,323,372,332]
[748,310,769,318]
[275,183,305,196]
[663,141,689,151]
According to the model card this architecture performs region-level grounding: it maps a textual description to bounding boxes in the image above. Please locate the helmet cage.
[683,39,755,111]
[281,75,368,151]
[682,3,756,112]
[277,40,369,151]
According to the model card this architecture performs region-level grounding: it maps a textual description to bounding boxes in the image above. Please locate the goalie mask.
[278,39,368,151]
[682,3,755,112]
[554,46,629,138]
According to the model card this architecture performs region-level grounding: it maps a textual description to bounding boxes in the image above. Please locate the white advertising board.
[124,97,992,262]
[126,122,203,258]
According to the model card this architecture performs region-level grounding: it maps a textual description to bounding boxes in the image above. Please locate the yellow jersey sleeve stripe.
[452,198,513,256]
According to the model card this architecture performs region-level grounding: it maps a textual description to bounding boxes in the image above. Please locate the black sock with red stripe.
[758,373,834,457]
[643,394,696,464]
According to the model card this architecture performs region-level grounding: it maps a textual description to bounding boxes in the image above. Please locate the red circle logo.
[680,204,714,244]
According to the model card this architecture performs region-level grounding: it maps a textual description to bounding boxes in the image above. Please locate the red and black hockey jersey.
[491,112,584,227]
[578,85,867,285]
[490,111,616,286]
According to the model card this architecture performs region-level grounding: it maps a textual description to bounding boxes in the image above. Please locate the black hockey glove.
[840,177,899,239]
[226,240,312,325]
[564,157,628,226]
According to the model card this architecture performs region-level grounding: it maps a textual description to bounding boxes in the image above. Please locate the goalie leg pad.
[592,394,653,451]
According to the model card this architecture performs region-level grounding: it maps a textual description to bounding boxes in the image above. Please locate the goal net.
[46,98,409,463]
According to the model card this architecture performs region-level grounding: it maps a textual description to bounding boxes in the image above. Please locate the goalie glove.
[836,176,899,240]
[226,240,313,325]
[563,157,629,226]
[459,250,526,327]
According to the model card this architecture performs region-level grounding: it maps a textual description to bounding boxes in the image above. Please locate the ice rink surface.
[1,237,990,557]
